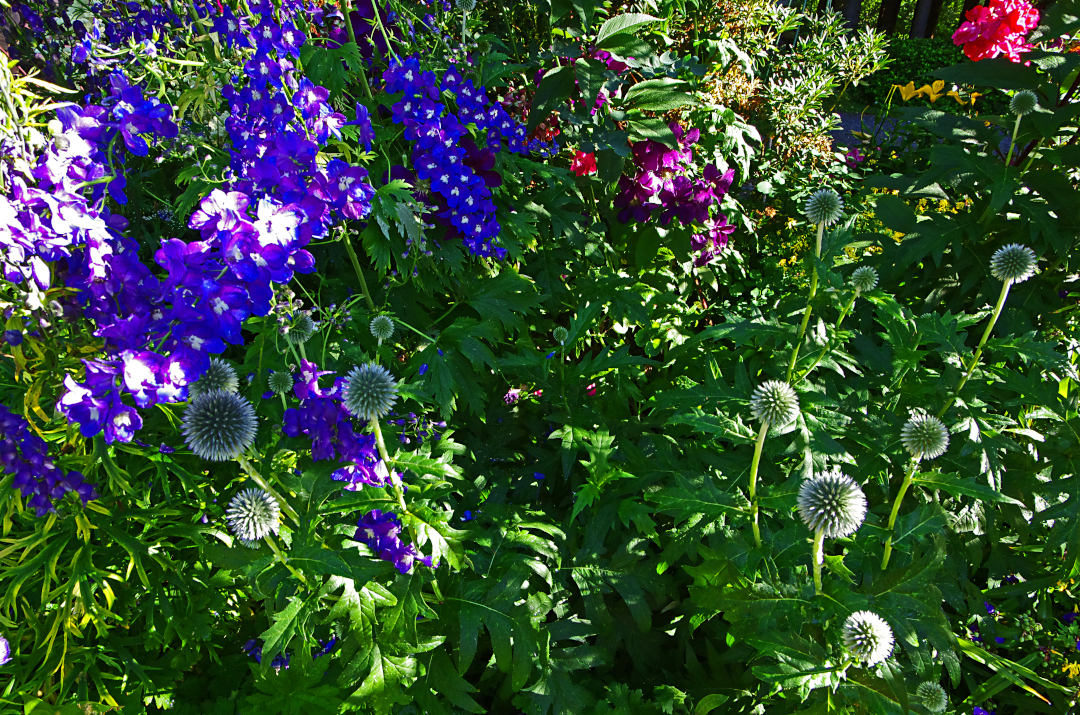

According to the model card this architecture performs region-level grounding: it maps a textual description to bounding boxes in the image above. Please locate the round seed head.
[189,357,239,398]
[181,389,257,461]
[750,380,801,427]
[268,370,294,396]
[805,188,844,226]
[901,412,949,461]
[797,469,867,539]
[842,610,894,666]
[343,363,399,420]
[370,315,395,344]
[850,266,879,294]
[1010,90,1038,116]
[226,488,280,546]
[285,313,316,345]
[990,243,1037,283]
[916,682,948,714]
[553,327,569,345]
[456,0,477,10]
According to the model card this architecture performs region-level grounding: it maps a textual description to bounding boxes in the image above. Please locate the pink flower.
[571,151,597,177]
[952,0,1039,63]
[586,382,597,396]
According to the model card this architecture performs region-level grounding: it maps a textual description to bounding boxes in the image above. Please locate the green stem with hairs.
[339,0,373,99]
[937,278,1012,419]
[371,417,407,512]
[1004,113,1022,170]
[342,228,377,312]
[264,534,309,586]
[747,421,770,548]
[797,292,857,385]
[786,221,825,382]
[237,455,299,524]
[881,460,920,570]
[812,527,825,594]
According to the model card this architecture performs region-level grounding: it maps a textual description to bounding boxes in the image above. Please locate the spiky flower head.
[797,469,867,539]
[750,380,801,427]
[850,266,879,294]
[916,682,948,713]
[553,327,569,345]
[901,412,949,461]
[990,243,1037,284]
[181,390,257,461]
[1010,90,1038,116]
[370,315,395,345]
[189,357,239,398]
[456,0,476,10]
[268,370,294,396]
[805,188,844,226]
[842,610,894,666]
[343,363,399,420]
[284,313,316,345]
[226,488,280,548]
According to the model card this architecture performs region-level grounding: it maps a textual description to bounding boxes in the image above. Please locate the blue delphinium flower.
[354,509,434,574]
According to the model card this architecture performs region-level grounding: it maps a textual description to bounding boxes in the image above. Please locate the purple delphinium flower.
[1063,612,1077,625]
[354,509,434,574]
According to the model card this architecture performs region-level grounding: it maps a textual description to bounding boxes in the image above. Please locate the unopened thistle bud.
[284,313,316,345]
[805,188,844,226]
[553,327,569,345]
[343,363,399,420]
[750,380,801,427]
[456,0,476,10]
[850,266,878,294]
[182,390,258,461]
[901,412,949,461]
[842,610,894,666]
[370,315,395,344]
[1009,90,1038,116]
[916,682,948,714]
[226,488,280,548]
[268,370,294,396]
[990,243,1037,284]
[797,469,867,539]
[189,357,239,398]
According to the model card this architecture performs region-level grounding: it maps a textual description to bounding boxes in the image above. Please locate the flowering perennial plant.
[952,0,1040,63]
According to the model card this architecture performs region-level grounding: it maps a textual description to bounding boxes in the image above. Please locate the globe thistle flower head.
[797,469,867,538]
[370,315,395,345]
[182,390,257,461]
[901,412,949,461]
[990,243,1037,284]
[189,357,239,398]
[750,380,801,427]
[553,327,569,345]
[456,0,477,10]
[1010,90,1038,116]
[268,370,294,396]
[343,363,399,420]
[850,266,879,294]
[805,188,844,226]
[842,610,894,666]
[226,488,280,546]
[284,313,316,345]
[916,682,948,713]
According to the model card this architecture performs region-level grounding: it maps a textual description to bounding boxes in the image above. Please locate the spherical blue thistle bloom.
[226,488,280,547]
[842,610,894,666]
[750,380,800,427]
[797,469,867,539]
[189,357,239,398]
[901,412,949,461]
[805,188,844,226]
[181,390,257,461]
[343,363,399,420]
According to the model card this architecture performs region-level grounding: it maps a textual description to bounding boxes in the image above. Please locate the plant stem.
[371,417,407,512]
[937,278,1012,419]
[339,0,373,99]
[881,459,920,570]
[264,534,309,586]
[1004,113,1022,168]
[237,455,300,524]
[342,228,377,312]
[747,421,769,548]
[812,527,825,594]
[786,221,825,382]
[797,292,856,384]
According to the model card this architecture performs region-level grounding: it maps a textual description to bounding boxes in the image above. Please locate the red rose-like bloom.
[952,0,1039,63]
[571,151,597,177]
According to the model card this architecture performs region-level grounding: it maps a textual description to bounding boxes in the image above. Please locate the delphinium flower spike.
[883,412,949,568]
[842,611,894,666]
[747,381,801,547]
[797,469,867,593]
[940,244,1037,417]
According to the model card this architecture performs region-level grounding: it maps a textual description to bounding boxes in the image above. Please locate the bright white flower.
[990,243,1037,283]
[226,488,280,547]
[750,380,801,427]
[797,469,867,539]
[842,610,894,666]
[901,412,949,460]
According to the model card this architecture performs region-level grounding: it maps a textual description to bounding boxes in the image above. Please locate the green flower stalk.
[748,381,801,547]
[939,244,1037,418]
[798,266,878,383]
[797,469,867,594]
[882,412,949,569]
[1005,90,1038,168]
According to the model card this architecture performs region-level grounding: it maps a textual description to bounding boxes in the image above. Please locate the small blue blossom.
[533,472,545,480]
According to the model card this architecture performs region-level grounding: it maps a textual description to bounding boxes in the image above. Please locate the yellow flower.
[917,80,946,102]
[895,81,922,101]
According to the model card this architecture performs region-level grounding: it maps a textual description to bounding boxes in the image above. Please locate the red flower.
[570,150,597,177]
[952,0,1039,63]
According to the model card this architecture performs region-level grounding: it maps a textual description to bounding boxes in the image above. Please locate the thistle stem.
[237,455,299,524]
[339,0,373,99]
[812,527,825,594]
[798,292,857,385]
[881,460,920,570]
[342,228,377,312]
[786,221,825,382]
[264,534,309,586]
[748,421,769,549]
[1004,113,1022,169]
[937,278,1012,419]
[371,417,407,512]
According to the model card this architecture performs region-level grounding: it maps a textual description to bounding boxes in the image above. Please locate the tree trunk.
[910,0,934,36]
[876,0,903,34]
[843,0,862,29]
[925,0,947,36]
